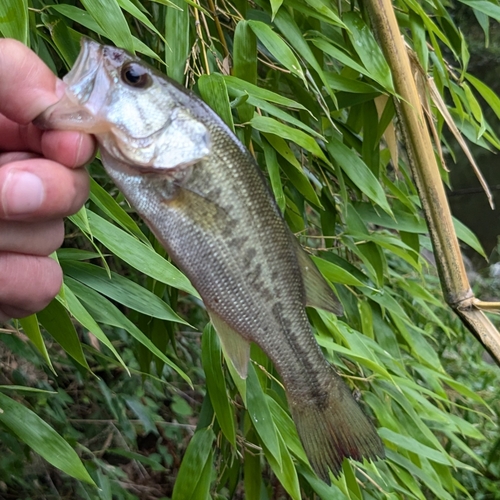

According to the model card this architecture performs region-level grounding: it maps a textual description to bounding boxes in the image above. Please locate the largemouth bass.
[36,38,383,481]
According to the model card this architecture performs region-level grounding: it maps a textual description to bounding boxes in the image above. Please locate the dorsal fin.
[293,238,343,316]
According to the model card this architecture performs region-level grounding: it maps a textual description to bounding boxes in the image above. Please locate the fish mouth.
[34,37,110,133]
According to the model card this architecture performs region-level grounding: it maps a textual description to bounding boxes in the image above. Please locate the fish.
[36,37,384,481]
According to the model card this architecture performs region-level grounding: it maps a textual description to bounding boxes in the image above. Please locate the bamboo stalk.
[364,0,500,364]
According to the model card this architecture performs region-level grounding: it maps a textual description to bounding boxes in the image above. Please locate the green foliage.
[0,0,500,498]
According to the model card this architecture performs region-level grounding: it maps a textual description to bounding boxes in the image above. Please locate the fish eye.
[120,62,152,88]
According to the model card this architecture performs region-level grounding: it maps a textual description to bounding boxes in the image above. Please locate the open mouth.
[34,38,109,133]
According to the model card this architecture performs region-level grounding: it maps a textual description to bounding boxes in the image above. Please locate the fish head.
[36,37,211,171]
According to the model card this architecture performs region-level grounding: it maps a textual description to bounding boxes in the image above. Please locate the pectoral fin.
[293,239,343,316]
[208,310,250,379]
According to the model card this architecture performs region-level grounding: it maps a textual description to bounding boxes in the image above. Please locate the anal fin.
[208,309,250,379]
[293,238,343,316]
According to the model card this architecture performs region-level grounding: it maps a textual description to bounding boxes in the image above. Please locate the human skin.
[0,39,95,321]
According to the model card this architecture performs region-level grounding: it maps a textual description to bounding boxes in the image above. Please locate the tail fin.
[288,377,384,482]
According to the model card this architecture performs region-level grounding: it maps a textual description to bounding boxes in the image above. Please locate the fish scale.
[36,37,384,482]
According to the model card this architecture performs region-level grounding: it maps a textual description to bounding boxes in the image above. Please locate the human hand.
[0,39,95,322]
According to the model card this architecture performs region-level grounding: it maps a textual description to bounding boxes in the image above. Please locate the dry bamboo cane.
[364,0,500,364]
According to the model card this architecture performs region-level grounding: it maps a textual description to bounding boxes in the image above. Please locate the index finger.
[0,39,64,125]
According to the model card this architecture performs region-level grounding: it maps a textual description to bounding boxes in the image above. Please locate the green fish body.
[36,38,384,481]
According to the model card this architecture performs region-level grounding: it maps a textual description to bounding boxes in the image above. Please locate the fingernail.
[1,171,45,217]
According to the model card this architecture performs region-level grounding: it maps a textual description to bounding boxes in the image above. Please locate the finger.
[41,129,96,168]
[0,39,64,124]
[0,152,38,167]
[0,114,96,169]
[0,219,64,255]
[0,253,62,315]
[0,114,43,153]
[0,158,89,221]
[0,304,34,321]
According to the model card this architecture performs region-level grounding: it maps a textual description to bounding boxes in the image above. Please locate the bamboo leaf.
[0,392,95,484]
[83,211,198,296]
[198,74,235,131]
[165,0,190,84]
[37,299,90,371]
[326,136,392,214]
[225,75,309,110]
[59,284,128,372]
[459,0,500,22]
[344,12,395,92]
[262,430,301,500]
[0,0,28,43]
[80,0,134,52]
[201,325,236,446]
[18,315,54,373]
[248,20,305,80]
[246,364,281,467]
[89,177,151,245]
[171,427,215,500]
[62,261,188,324]
[65,277,192,385]
[251,115,327,161]
[262,138,286,212]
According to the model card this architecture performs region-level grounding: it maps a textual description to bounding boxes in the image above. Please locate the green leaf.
[37,299,90,370]
[262,430,301,500]
[82,211,197,296]
[270,0,284,20]
[303,0,343,26]
[107,448,165,470]
[0,392,95,484]
[466,73,500,121]
[262,138,286,212]
[190,448,214,499]
[459,0,500,23]
[89,178,151,245]
[324,73,380,94]
[59,283,128,373]
[18,315,54,373]
[246,364,281,466]
[165,0,190,83]
[248,20,305,80]
[0,0,28,44]
[280,160,322,208]
[380,428,472,469]
[311,256,365,287]
[66,277,192,386]
[272,8,337,100]
[42,15,81,67]
[251,115,327,161]
[244,431,262,499]
[343,12,394,92]
[49,4,104,35]
[80,0,134,52]
[201,325,236,446]
[225,76,309,111]
[198,73,235,131]
[326,136,392,214]
[233,21,257,127]
[0,386,57,394]
[387,450,455,500]
[116,0,164,42]
[268,397,306,462]
[172,427,215,500]
[311,36,372,78]
[62,261,187,324]
[263,132,302,169]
